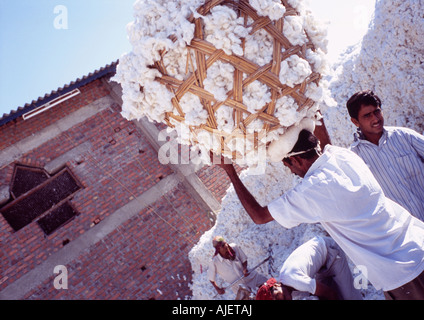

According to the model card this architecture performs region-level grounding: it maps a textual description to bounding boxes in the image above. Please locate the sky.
[0,0,376,117]
[307,0,376,62]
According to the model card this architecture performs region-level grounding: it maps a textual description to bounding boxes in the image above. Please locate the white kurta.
[279,236,362,300]
[208,243,266,293]
[268,145,424,291]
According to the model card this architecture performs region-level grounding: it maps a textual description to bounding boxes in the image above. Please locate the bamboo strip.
[146,0,324,154]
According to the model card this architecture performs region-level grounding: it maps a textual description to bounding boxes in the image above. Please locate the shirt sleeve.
[278,236,327,294]
[407,128,424,159]
[279,269,317,294]
[233,244,247,264]
[208,260,217,282]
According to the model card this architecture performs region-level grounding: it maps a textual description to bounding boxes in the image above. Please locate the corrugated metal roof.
[0,60,118,127]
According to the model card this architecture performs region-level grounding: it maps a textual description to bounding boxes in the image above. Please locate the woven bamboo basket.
[145,0,323,160]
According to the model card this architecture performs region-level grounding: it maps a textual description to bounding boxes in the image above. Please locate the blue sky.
[0,0,134,116]
[0,0,375,117]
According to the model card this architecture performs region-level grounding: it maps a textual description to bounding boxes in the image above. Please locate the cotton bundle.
[113,0,333,165]
[323,0,424,148]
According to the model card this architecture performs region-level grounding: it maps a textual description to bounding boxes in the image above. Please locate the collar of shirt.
[216,254,226,263]
[351,127,388,148]
[215,251,238,264]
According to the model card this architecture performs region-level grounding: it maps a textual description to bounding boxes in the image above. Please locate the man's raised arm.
[214,158,273,225]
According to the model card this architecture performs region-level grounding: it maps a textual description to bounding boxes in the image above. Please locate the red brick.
[0,74,215,299]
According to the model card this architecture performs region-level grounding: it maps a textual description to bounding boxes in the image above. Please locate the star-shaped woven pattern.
[148,0,322,158]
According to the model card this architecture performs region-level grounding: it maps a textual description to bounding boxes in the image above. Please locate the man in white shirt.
[346,90,424,221]
[256,236,362,300]
[214,128,424,299]
[208,236,267,299]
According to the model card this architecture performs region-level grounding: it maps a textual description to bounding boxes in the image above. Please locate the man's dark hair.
[283,130,319,164]
[346,90,382,120]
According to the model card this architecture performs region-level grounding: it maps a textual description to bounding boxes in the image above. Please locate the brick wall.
[0,80,110,152]
[23,184,211,300]
[0,76,215,299]
[197,164,244,204]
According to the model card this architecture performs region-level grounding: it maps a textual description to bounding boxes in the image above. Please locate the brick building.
[0,61,234,300]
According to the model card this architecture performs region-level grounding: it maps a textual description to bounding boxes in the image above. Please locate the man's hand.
[208,151,273,225]
[216,287,226,295]
[211,280,226,295]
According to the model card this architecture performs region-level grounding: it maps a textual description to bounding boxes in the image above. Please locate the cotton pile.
[188,162,332,300]
[190,0,424,301]
[114,0,424,301]
[113,0,333,166]
[322,0,424,147]
[188,161,383,300]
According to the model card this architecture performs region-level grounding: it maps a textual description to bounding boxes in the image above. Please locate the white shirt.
[208,243,247,291]
[268,145,424,291]
[208,243,267,294]
[350,126,424,221]
[279,236,328,294]
[279,236,362,300]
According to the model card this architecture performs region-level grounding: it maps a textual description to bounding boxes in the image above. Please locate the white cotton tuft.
[215,105,235,134]
[243,81,272,113]
[203,5,251,56]
[274,96,304,127]
[249,0,286,21]
[283,15,308,46]
[180,93,209,126]
[267,118,316,162]
[279,55,312,87]
[204,61,234,101]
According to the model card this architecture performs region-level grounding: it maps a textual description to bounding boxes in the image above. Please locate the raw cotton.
[188,161,383,300]
[189,0,424,300]
[113,0,333,167]
[322,0,424,147]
